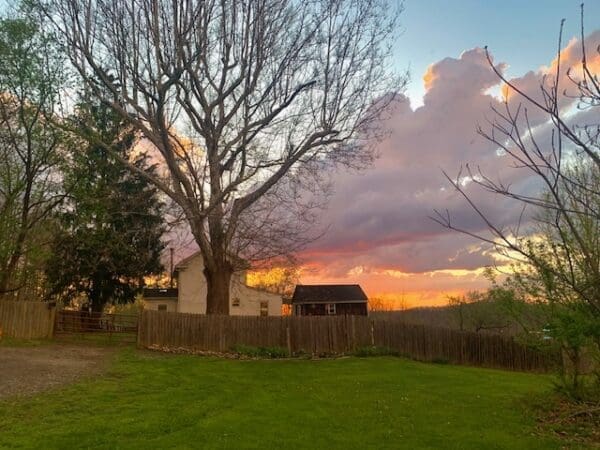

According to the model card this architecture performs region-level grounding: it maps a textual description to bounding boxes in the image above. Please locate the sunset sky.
[294,1,600,308]
[157,1,600,309]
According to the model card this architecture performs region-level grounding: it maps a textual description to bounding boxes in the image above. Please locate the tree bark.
[204,261,232,315]
[89,280,102,313]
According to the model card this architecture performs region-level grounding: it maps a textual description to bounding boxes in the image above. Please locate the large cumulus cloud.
[300,32,600,279]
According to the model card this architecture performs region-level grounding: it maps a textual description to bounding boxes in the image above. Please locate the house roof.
[143,288,178,299]
[173,251,201,272]
[291,284,368,304]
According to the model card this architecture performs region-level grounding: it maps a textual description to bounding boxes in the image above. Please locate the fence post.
[370,320,375,346]
[47,305,57,339]
[136,310,144,348]
[286,325,292,357]
[351,315,356,351]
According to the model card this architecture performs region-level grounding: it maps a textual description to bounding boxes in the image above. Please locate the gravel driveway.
[0,344,114,399]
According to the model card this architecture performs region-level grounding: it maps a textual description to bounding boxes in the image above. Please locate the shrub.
[353,346,399,357]
[231,345,289,359]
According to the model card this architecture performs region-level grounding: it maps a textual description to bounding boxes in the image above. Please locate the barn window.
[232,298,240,307]
[260,301,268,316]
[326,303,336,315]
[158,304,167,312]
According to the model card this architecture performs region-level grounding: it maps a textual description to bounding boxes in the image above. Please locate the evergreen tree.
[46,96,165,311]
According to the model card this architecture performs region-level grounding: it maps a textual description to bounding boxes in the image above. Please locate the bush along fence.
[138,310,555,372]
[0,301,56,339]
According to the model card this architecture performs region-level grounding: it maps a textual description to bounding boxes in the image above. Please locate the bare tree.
[447,291,508,333]
[247,263,300,297]
[432,7,600,390]
[42,0,406,313]
[369,294,407,311]
[433,9,600,313]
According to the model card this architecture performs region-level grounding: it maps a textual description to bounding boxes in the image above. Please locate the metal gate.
[55,310,139,343]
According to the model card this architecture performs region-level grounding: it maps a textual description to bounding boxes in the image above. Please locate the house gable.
[166,251,282,316]
[291,284,368,316]
[291,284,368,304]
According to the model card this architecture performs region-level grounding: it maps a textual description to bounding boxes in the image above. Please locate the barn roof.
[291,284,368,304]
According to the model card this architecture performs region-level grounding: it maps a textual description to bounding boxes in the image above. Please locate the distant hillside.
[370,300,545,336]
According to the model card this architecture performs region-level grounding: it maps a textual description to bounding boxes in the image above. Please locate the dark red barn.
[291,284,368,316]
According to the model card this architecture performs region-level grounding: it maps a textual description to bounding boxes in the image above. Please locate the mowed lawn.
[0,349,561,449]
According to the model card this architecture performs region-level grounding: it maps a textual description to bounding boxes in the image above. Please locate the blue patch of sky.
[394,0,600,108]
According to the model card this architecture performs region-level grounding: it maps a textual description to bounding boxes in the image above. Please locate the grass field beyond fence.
[139,310,554,371]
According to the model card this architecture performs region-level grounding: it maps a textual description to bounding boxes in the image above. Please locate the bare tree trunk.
[0,139,34,294]
[0,222,28,294]
[204,261,232,315]
[89,275,102,313]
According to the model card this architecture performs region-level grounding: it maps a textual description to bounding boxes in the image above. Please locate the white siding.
[176,252,282,316]
[144,298,178,312]
[177,253,207,314]
[229,278,282,316]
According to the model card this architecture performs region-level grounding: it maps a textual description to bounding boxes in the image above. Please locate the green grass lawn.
[0,349,564,449]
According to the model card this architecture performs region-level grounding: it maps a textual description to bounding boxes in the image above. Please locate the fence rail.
[0,301,56,339]
[138,310,554,372]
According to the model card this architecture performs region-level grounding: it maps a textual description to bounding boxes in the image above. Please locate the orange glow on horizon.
[247,266,299,297]
[368,289,472,309]
[297,263,509,309]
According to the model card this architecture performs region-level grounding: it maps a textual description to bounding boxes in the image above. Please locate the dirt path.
[0,344,115,399]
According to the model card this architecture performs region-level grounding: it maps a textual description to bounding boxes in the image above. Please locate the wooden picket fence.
[0,300,56,339]
[138,310,555,372]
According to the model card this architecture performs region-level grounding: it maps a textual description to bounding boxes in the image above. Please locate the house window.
[232,298,240,307]
[260,301,268,316]
[326,303,336,315]
[158,304,167,312]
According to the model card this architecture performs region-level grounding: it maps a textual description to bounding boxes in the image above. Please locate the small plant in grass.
[232,345,289,359]
[354,346,399,357]
[431,358,450,365]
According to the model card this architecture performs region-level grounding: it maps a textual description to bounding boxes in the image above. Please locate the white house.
[143,251,282,316]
